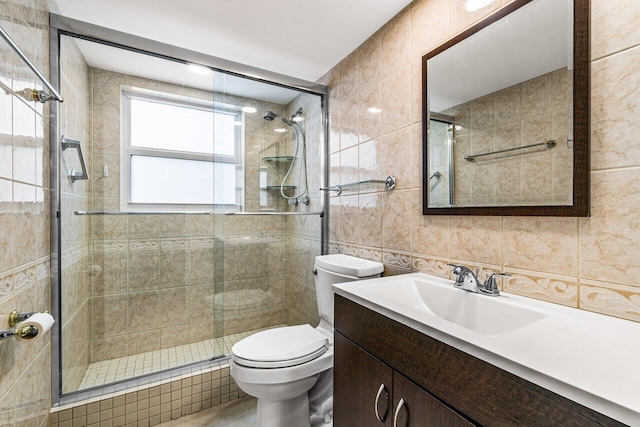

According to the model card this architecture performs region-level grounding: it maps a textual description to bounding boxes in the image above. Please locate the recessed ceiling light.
[242,106,257,113]
[292,116,304,122]
[188,64,211,74]
[274,128,287,133]
[367,107,382,114]
[465,0,494,12]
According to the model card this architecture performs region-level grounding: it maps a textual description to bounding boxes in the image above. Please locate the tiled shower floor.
[79,326,283,390]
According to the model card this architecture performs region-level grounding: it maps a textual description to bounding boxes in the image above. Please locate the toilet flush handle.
[313,268,317,275]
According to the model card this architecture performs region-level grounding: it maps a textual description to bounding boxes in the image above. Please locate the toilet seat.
[232,324,329,369]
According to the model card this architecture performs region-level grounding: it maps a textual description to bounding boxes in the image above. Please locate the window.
[121,90,243,210]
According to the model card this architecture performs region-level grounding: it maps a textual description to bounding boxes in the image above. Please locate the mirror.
[422,0,589,216]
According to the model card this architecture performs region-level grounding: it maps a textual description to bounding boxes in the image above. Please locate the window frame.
[120,88,244,212]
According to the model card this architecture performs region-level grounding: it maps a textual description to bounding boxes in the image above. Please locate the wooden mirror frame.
[422,0,590,217]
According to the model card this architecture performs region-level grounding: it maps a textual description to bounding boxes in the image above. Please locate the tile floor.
[157,397,257,426]
[79,326,283,390]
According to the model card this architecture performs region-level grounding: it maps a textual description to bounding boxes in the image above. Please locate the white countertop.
[333,273,640,425]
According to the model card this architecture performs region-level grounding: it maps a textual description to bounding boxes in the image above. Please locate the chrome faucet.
[448,264,510,297]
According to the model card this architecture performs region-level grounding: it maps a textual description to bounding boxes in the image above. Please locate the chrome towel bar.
[320,176,396,195]
[465,140,556,162]
[224,211,324,216]
[74,211,324,216]
[74,211,213,215]
[61,136,89,182]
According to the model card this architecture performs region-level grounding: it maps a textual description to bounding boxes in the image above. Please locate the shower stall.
[50,16,328,403]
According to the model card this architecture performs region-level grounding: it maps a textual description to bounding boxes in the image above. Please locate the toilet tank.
[314,254,384,327]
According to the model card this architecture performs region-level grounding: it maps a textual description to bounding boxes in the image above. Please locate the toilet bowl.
[230,254,384,427]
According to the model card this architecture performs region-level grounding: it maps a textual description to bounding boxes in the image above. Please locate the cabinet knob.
[374,383,389,422]
[393,398,406,427]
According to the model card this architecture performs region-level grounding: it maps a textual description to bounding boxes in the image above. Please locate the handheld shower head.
[263,110,293,126]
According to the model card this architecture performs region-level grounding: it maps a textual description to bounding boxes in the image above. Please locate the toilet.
[230,254,384,427]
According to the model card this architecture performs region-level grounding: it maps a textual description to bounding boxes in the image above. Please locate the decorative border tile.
[382,250,411,272]
[190,238,216,249]
[94,240,128,253]
[218,235,286,246]
[328,242,340,254]
[129,239,161,251]
[61,244,90,267]
[0,273,13,302]
[411,254,450,278]
[358,246,382,262]
[503,268,578,307]
[0,257,50,302]
[580,280,640,323]
[160,238,189,249]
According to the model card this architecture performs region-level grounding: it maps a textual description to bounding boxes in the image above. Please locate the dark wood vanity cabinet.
[335,331,472,427]
[334,295,628,427]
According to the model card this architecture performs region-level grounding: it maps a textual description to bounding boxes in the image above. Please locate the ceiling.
[429,0,571,112]
[73,38,302,105]
[54,0,413,82]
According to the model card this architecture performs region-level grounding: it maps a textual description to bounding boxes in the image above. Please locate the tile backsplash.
[320,0,640,323]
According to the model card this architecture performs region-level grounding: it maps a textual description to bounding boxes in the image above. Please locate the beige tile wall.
[0,0,54,425]
[433,67,573,207]
[283,93,323,327]
[59,34,92,395]
[86,68,291,367]
[321,0,640,323]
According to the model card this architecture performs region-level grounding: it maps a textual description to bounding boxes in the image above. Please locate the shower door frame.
[49,13,330,406]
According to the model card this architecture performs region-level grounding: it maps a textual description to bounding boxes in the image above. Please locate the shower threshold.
[77,325,284,391]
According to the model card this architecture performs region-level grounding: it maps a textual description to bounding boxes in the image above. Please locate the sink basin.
[359,275,546,336]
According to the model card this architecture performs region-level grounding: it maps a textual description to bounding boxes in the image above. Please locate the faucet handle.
[482,273,511,296]
[447,263,463,274]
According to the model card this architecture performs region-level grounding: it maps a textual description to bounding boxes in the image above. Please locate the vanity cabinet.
[334,295,627,427]
[335,330,473,426]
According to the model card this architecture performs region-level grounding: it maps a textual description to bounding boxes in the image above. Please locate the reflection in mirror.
[424,0,588,215]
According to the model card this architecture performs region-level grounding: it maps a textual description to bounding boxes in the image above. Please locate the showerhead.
[263,110,293,126]
[263,111,276,121]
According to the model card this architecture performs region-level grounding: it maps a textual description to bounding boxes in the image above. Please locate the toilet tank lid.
[315,254,384,278]
[232,324,328,362]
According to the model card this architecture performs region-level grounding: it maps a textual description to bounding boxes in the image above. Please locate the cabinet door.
[334,332,393,427]
[392,373,474,427]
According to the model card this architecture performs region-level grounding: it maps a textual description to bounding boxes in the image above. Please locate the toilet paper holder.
[0,310,48,340]
[0,324,39,340]
[8,310,42,327]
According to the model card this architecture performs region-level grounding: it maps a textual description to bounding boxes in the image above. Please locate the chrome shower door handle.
[61,136,89,182]
[392,398,406,427]
[374,383,389,422]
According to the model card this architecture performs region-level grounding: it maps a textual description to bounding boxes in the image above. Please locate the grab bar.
[320,176,396,196]
[61,136,89,183]
[465,140,556,162]
[0,25,64,103]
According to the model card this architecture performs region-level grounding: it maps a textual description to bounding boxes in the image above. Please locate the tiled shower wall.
[321,0,640,323]
[59,35,92,394]
[87,68,291,365]
[0,0,53,425]
[444,67,573,207]
[283,92,323,327]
